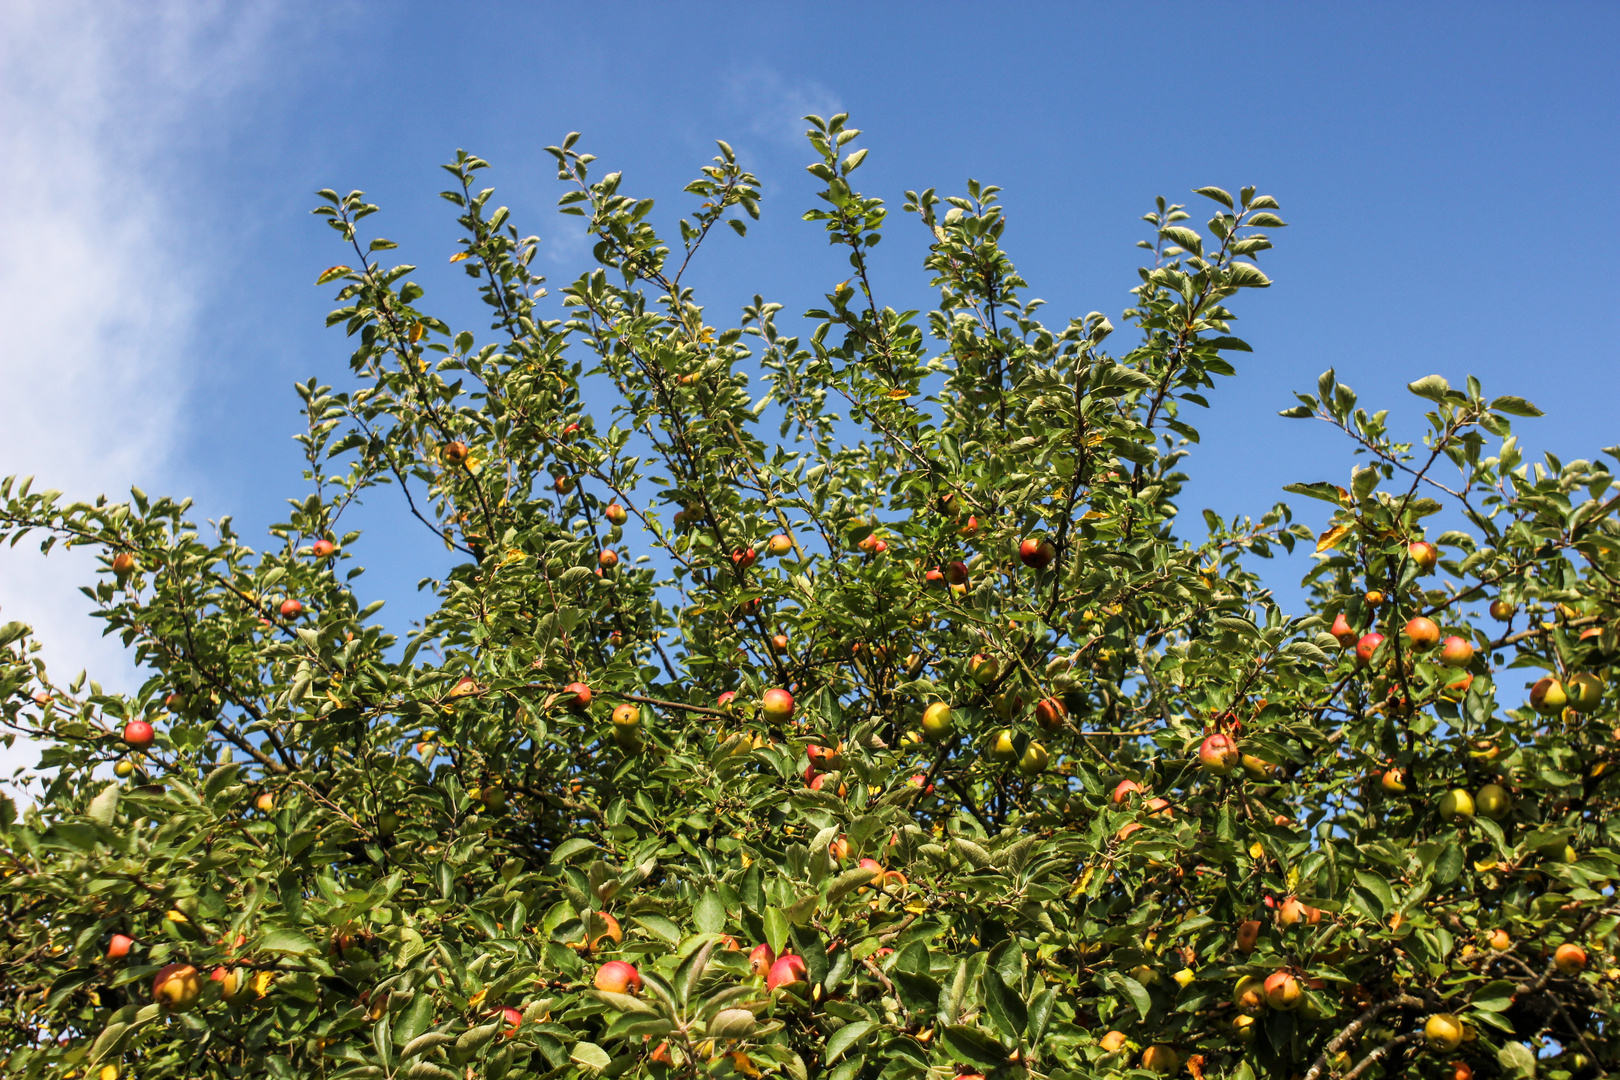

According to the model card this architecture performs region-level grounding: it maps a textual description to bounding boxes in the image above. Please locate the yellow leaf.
[449,252,470,263]
[1473,859,1497,872]
[408,321,424,343]
[698,327,715,343]
[1286,867,1300,889]
[315,265,351,285]
[468,988,487,1009]
[730,1053,762,1078]
[1248,841,1265,860]
[1315,524,1353,554]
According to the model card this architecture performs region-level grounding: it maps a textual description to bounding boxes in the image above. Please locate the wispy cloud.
[724,67,843,151]
[0,0,295,787]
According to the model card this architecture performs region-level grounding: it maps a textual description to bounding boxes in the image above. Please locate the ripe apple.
[604,502,628,526]
[1034,696,1067,731]
[749,943,775,977]
[907,773,935,795]
[279,598,304,618]
[1381,768,1407,794]
[968,653,999,685]
[766,953,808,992]
[114,760,135,778]
[1112,779,1144,805]
[1276,897,1320,928]
[1241,754,1281,781]
[611,703,640,728]
[598,549,619,570]
[1145,797,1173,819]
[731,547,758,570]
[770,633,790,653]
[1141,1045,1179,1076]
[496,1005,523,1038]
[1489,598,1514,621]
[112,552,138,579]
[1442,672,1474,700]
[1264,970,1302,1011]
[920,701,953,740]
[312,539,336,557]
[1424,1014,1464,1051]
[553,475,575,494]
[107,933,134,959]
[857,857,885,883]
[1437,636,1475,668]
[1554,943,1587,974]
[1364,590,1385,607]
[1018,741,1049,776]
[1408,540,1439,571]
[1197,733,1240,776]
[1233,1014,1258,1042]
[1355,633,1384,668]
[1099,1031,1128,1053]
[987,729,1017,763]
[1329,612,1357,647]
[594,960,642,994]
[1403,616,1440,650]
[1439,788,1475,821]
[958,515,979,538]
[564,682,592,710]
[1450,1062,1474,1080]
[1018,538,1056,569]
[1529,676,1567,715]
[1233,974,1266,1014]
[255,792,275,813]
[992,692,1025,720]
[1474,783,1511,821]
[1235,920,1260,953]
[762,688,795,722]
[943,561,970,586]
[829,835,851,861]
[767,533,793,556]
[440,441,469,466]
[924,568,946,588]
[1566,672,1604,713]
[1488,929,1511,952]
[153,963,203,1011]
[122,720,155,750]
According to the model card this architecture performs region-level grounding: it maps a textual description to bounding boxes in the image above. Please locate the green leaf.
[85,783,119,827]
[764,907,789,956]
[632,914,681,947]
[259,928,320,955]
[825,1020,874,1062]
[1407,374,1453,403]
[980,967,1027,1041]
[1471,980,1518,1012]
[1491,395,1543,418]
[1193,186,1233,209]
[694,891,725,934]
[1496,1040,1536,1078]
[570,1042,612,1071]
[938,1025,1006,1068]
[1026,987,1057,1043]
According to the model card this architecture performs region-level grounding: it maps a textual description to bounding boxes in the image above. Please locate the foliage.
[0,115,1616,1080]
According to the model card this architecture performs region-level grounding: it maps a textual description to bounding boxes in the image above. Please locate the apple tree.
[0,114,1617,1080]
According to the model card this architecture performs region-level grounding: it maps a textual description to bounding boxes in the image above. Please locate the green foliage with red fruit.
[0,116,1616,1080]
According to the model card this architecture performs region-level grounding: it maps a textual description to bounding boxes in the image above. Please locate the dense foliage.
[0,115,1616,1080]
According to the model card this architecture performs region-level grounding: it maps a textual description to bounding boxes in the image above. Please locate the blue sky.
[1,1,1616,741]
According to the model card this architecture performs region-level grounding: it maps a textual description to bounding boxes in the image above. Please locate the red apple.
[564,682,592,710]
[1403,616,1440,650]
[604,502,628,526]
[498,1005,523,1038]
[553,475,574,494]
[1355,633,1384,668]
[594,960,642,994]
[1329,612,1357,648]
[749,943,775,977]
[1235,920,1260,953]
[1439,636,1474,667]
[717,691,738,713]
[611,703,640,728]
[762,688,795,722]
[560,423,582,441]
[968,653,999,685]
[1263,969,1302,1011]
[1554,943,1587,974]
[1019,538,1057,569]
[943,561,970,586]
[1034,696,1067,731]
[1408,541,1439,571]
[1197,733,1240,776]
[924,568,946,588]
[440,441,469,466]
[598,549,619,570]
[153,963,203,1011]
[767,953,808,992]
[107,933,134,959]
[279,598,303,618]
[731,547,758,570]
[829,835,851,861]
[111,552,138,579]
[312,539,336,557]
[1112,779,1144,805]
[122,720,154,750]
[255,792,275,813]
[958,515,979,538]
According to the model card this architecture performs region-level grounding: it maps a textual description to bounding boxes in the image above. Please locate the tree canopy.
[1,114,1616,1080]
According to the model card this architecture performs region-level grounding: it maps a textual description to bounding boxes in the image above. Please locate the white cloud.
[724,67,843,150]
[0,0,294,788]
